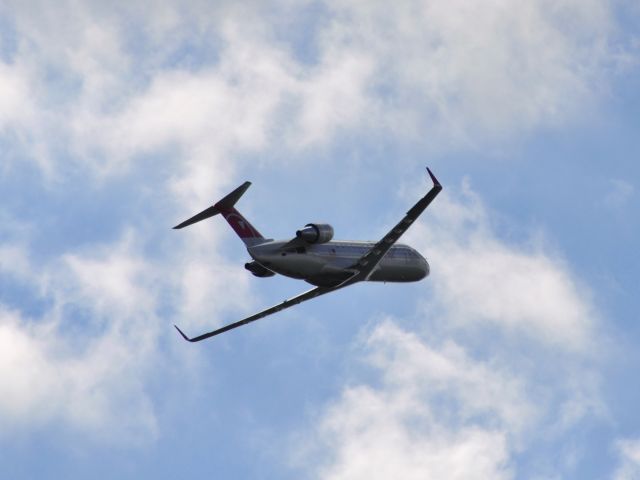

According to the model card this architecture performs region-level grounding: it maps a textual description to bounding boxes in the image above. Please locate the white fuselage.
[249,240,429,287]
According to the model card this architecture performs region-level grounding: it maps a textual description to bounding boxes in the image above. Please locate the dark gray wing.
[174,285,337,342]
[345,168,442,283]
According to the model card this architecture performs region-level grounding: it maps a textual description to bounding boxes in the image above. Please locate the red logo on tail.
[221,209,262,239]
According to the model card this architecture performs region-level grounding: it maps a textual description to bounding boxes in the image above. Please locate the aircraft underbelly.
[368,262,427,282]
[311,256,427,284]
[256,253,326,279]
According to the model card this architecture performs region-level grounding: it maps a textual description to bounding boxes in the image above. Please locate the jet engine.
[296,223,334,244]
[245,261,275,278]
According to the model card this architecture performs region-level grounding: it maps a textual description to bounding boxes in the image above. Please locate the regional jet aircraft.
[173,168,442,342]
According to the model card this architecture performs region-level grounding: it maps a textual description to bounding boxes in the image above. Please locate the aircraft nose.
[423,258,430,278]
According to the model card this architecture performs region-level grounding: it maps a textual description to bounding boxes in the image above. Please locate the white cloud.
[0,61,34,129]
[0,235,161,441]
[408,180,598,351]
[0,243,31,280]
[0,307,159,441]
[364,322,536,434]
[298,318,601,479]
[57,232,156,317]
[604,179,634,208]
[0,0,626,180]
[0,210,258,441]
[312,0,616,148]
[294,47,375,147]
[614,438,640,480]
[301,322,518,480]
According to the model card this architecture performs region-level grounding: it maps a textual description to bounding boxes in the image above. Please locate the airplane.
[172,168,442,342]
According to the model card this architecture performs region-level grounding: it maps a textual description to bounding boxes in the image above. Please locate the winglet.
[426,167,442,189]
[174,325,193,342]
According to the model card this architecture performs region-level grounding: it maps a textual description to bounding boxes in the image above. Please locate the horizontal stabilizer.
[215,181,251,210]
[173,181,252,230]
[173,205,220,229]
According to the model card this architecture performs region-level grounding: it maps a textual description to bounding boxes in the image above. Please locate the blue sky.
[0,1,639,478]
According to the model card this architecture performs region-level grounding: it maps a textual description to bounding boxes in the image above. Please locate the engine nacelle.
[296,223,334,244]
[245,261,275,278]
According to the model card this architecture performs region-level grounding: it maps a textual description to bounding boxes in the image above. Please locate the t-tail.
[173,181,266,246]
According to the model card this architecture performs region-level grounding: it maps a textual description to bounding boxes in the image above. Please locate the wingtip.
[174,324,192,342]
[426,167,442,189]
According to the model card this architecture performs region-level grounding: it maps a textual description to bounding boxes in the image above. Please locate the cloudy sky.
[0,1,639,478]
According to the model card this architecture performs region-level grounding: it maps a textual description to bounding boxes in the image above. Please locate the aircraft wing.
[174,285,339,342]
[346,168,442,283]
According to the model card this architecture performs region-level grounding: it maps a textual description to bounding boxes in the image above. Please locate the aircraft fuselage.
[249,240,429,287]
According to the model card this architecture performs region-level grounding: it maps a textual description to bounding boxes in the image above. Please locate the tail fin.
[173,181,266,246]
